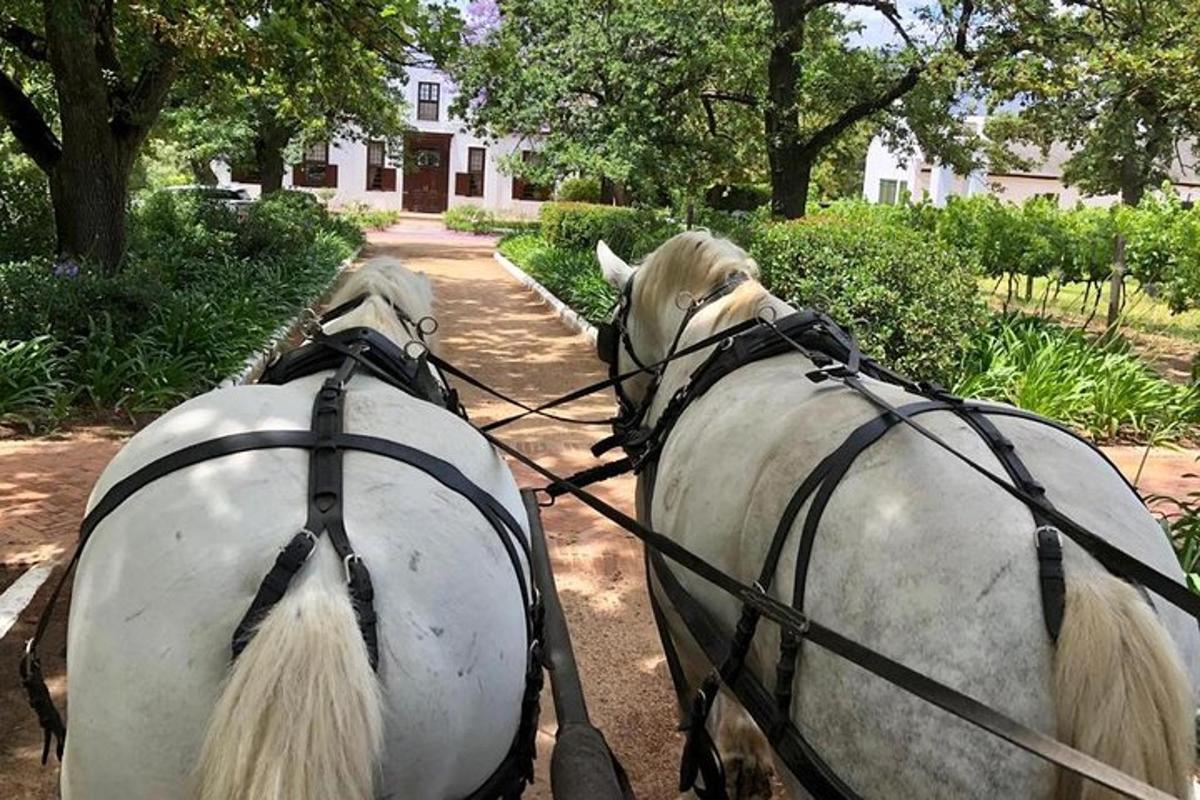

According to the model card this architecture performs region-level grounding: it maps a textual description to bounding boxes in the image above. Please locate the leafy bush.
[0,148,54,261]
[337,203,401,231]
[751,217,985,383]
[539,202,668,260]
[499,234,617,322]
[1146,480,1200,596]
[0,190,359,428]
[444,203,498,233]
[555,176,602,204]
[954,314,1200,442]
[0,336,68,430]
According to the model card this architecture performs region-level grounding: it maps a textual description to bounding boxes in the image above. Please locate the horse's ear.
[596,240,633,289]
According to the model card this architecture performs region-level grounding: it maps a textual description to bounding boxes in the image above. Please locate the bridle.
[596,270,751,437]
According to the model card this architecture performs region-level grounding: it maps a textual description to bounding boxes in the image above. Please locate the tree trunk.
[254,115,294,195]
[765,1,808,218]
[1107,234,1126,330]
[1024,273,1034,301]
[48,146,133,270]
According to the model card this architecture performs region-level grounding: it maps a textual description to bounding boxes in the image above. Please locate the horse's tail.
[193,573,384,800]
[1053,572,1195,800]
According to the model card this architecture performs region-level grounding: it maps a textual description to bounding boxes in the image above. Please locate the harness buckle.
[343,552,364,585]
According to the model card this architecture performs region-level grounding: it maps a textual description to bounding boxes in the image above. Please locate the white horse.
[595,231,1199,800]
[61,257,532,800]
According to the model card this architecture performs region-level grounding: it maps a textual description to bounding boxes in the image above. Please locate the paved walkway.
[3,217,1199,799]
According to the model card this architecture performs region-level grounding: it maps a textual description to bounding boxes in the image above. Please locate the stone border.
[492,251,598,344]
[220,247,362,388]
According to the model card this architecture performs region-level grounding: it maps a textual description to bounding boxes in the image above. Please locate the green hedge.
[555,177,602,204]
[751,218,984,383]
[502,213,983,385]
[499,233,617,322]
[0,190,360,430]
[539,202,672,261]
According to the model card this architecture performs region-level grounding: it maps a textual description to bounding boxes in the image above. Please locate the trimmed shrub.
[555,176,602,204]
[338,203,401,231]
[539,202,667,260]
[499,234,617,322]
[444,204,498,234]
[749,218,985,384]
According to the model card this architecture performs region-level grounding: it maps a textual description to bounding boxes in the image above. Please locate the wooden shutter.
[512,177,526,200]
[455,173,472,196]
[292,164,306,186]
[381,168,397,192]
[324,164,339,188]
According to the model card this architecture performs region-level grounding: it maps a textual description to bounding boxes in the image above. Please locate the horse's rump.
[64,372,530,799]
[649,358,1199,798]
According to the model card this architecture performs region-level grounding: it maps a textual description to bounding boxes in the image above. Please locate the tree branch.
[1,19,48,61]
[0,69,61,171]
[119,47,179,135]
[801,64,921,155]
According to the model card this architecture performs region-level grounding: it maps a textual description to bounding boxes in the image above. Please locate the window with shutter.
[366,141,394,191]
[296,142,331,187]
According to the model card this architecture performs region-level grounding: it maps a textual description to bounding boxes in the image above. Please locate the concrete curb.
[220,247,362,388]
[492,251,598,345]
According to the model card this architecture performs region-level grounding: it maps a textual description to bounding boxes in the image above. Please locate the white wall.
[215,66,548,218]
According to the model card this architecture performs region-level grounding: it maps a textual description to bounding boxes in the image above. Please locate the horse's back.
[64,375,528,799]
[651,358,1197,798]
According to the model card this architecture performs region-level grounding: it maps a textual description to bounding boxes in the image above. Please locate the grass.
[984,275,1200,344]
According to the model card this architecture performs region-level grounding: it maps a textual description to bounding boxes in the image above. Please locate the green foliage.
[750,217,984,383]
[498,234,617,322]
[981,2,1200,206]
[0,138,54,261]
[1146,480,1200,596]
[0,336,68,430]
[705,184,771,213]
[954,314,1200,443]
[555,177,602,204]
[539,202,672,261]
[506,211,983,384]
[0,190,358,428]
[444,204,498,234]
[338,203,402,232]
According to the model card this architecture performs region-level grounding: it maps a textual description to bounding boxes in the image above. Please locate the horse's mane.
[324,257,435,344]
[637,230,769,331]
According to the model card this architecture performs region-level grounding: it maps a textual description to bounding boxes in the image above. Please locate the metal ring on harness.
[403,339,427,360]
[417,315,439,337]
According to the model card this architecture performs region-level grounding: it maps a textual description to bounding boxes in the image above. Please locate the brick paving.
[0,428,127,569]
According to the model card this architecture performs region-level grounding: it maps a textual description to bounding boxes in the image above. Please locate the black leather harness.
[20,311,543,800]
[592,287,1183,800]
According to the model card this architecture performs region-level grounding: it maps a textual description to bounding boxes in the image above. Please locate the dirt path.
[3,217,1199,800]
[363,221,681,799]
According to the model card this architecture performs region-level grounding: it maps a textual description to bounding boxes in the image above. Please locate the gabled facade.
[215,66,550,217]
[863,116,1200,208]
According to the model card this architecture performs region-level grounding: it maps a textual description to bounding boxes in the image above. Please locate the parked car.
[163,185,256,219]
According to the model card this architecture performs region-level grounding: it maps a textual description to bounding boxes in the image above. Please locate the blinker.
[596,322,619,365]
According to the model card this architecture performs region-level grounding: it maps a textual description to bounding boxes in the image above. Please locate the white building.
[863,116,1200,207]
[214,66,550,217]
